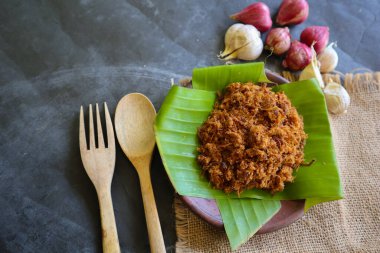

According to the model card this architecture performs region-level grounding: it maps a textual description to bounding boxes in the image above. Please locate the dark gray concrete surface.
[0,0,379,252]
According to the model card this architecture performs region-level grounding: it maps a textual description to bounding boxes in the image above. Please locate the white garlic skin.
[324,82,350,114]
[219,23,263,61]
[236,38,264,60]
[299,46,325,89]
[318,43,339,73]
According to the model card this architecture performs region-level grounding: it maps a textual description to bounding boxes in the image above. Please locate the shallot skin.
[276,0,309,26]
[282,40,312,71]
[300,26,330,54]
[265,27,291,55]
[230,2,272,32]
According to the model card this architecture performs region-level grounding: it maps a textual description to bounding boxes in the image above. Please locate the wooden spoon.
[114,93,165,253]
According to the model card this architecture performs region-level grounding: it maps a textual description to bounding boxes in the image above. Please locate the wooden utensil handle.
[139,169,166,253]
[98,189,121,253]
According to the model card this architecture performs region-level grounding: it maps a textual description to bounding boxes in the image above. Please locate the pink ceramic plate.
[180,70,305,233]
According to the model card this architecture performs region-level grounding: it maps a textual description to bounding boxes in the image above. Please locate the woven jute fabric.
[175,72,380,253]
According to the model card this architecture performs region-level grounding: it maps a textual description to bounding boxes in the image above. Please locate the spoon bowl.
[115,93,165,253]
[115,93,156,161]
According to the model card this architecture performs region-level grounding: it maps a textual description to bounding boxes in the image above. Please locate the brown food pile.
[197,82,307,194]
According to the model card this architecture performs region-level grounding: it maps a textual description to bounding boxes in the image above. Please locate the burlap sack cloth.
[174,72,380,252]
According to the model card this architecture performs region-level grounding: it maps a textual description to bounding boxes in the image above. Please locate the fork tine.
[89,104,96,149]
[104,102,115,149]
[96,103,105,148]
[79,106,87,151]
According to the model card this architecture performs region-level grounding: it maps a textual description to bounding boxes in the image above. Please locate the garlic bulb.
[218,23,263,61]
[318,43,339,73]
[299,46,325,89]
[324,81,350,114]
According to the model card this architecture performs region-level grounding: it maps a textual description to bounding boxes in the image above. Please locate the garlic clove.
[318,43,339,73]
[219,24,263,61]
[218,23,246,59]
[324,81,350,114]
[299,46,325,89]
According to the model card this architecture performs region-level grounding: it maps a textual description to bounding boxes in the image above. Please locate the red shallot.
[282,40,312,71]
[276,0,309,26]
[300,26,330,54]
[230,2,272,32]
[265,27,291,55]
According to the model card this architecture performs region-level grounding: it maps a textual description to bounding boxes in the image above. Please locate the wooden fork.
[79,103,120,253]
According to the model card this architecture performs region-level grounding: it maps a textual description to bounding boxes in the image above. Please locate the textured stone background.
[0,0,379,252]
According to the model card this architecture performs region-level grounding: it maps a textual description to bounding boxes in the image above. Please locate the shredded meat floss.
[197,82,307,194]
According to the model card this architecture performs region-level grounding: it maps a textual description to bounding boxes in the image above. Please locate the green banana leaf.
[192,62,270,91]
[154,63,343,248]
[155,85,342,200]
[155,83,343,202]
[217,198,280,250]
